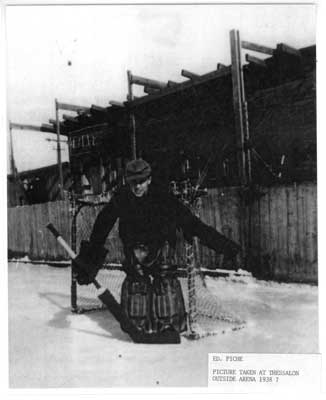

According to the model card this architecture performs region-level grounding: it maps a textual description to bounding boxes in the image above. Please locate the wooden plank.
[295,184,305,279]
[23,206,31,255]
[206,190,218,266]
[266,189,274,275]
[286,185,298,280]
[39,202,48,260]
[310,184,318,280]
[277,186,289,279]
[248,195,259,262]
[181,69,199,80]
[304,184,316,278]
[241,40,274,55]
[245,54,267,68]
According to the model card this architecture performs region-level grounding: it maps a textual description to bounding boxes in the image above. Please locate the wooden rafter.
[245,54,267,67]
[167,80,178,87]
[129,67,231,107]
[241,40,274,55]
[10,123,42,131]
[144,86,160,95]
[41,124,56,133]
[63,114,78,123]
[57,102,90,113]
[130,74,167,90]
[109,100,125,107]
[91,104,107,113]
[276,43,301,58]
[217,63,227,70]
[181,69,199,80]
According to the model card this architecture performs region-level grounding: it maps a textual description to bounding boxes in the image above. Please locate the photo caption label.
[208,353,321,392]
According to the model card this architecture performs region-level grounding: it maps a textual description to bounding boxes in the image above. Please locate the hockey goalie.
[74,159,242,341]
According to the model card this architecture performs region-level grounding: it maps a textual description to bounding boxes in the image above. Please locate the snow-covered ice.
[8,261,318,388]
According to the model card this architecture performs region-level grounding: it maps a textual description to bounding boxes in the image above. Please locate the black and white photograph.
[3,0,323,392]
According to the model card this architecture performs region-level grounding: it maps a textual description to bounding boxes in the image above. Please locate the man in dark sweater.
[75,159,241,335]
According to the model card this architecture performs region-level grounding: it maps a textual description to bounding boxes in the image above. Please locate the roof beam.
[167,80,178,87]
[241,40,274,55]
[217,63,227,70]
[144,86,161,95]
[91,104,107,113]
[276,43,301,58]
[41,124,56,133]
[62,114,78,123]
[56,102,90,113]
[109,100,125,107]
[10,123,42,131]
[129,66,231,107]
[181,69,200,80]
[130,74,167,89]
[245,54,267,67]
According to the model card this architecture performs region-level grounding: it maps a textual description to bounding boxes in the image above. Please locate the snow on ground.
[8,261,318,388]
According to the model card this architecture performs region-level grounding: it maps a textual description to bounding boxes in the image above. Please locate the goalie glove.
[73,240,108,285]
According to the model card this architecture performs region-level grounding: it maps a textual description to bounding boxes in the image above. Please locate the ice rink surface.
[8,261,318,388]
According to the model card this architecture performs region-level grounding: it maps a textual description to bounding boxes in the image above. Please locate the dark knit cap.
[125,159,151,183]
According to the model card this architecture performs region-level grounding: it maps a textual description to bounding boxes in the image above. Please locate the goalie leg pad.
[120,276,152,333]
[152,275,187,333]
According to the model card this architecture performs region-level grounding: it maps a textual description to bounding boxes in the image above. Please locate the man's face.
[129,176,151,197]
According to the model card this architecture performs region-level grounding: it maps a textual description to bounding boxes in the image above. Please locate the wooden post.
[230,29,253,265]
[127,70,136,160]
[55,99,64,199]
[230,30,247,185]
[9,124,17,178]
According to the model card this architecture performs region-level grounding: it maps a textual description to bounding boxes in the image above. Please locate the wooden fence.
[7,183,317,283]
[8,200,70,261]
[248,183,317,283]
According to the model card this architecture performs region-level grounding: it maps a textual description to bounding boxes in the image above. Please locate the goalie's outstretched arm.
[74,197,120,285]
[174,197,241,259]
[89,197,120,248]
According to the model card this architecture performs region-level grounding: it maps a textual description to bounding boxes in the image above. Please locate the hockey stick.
[46,223,180,344]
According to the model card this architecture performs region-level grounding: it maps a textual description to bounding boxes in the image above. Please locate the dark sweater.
[89,184,240,258]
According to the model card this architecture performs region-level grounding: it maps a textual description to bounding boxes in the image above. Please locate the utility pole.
[230,29,253,267]
[230,29,252,186]
[55,98,64,199]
